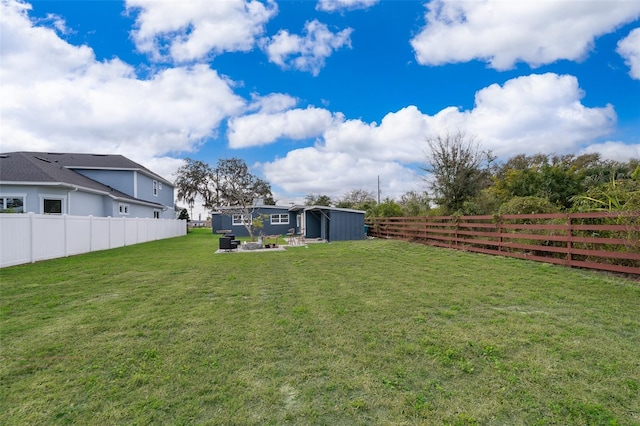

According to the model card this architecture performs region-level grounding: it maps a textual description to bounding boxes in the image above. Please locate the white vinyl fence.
[0,213,186,268]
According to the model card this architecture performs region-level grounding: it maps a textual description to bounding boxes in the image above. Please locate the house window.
[270,213,289,225]
[43,198,63,214]
[232,214,251,226]
[0,195,25,213]
[153,180,158,197]
[153,210,160,219]
[119,203,130,215]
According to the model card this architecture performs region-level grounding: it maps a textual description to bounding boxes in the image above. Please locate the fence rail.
[366,212,640,276]
[0,213,187,268]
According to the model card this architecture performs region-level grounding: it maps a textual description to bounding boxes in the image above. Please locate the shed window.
[232,214,251,226]
[270,213,289,225]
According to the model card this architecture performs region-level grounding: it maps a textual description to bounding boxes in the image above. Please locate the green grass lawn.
[1,229,639,425]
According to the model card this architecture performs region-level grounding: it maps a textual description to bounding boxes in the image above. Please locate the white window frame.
[153,180,158,197]
[0,193,26,213]
[270,213,289,225]
[232,214,251,226]
[119,203,130,215]
[40,195,65,215]
[153,210,161,219]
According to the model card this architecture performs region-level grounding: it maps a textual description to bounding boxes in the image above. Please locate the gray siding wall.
[0,184,173,218]
[261,208,294,235]
[328,211,365,241]
[212,208,365,241]
[135,172,174,207]
[212,208,294,237]
[215,214,250,237]
[0,185,106,216]
[0,185,38,213]
[69,190,108,216]
[31,187,70,214]
[76,170,135,197]
[75,169,175,210]
[108,199,174,219]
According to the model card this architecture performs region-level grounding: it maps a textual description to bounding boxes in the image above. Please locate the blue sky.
[2,0,639,215]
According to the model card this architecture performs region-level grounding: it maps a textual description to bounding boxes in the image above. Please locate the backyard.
[1,229,639,425]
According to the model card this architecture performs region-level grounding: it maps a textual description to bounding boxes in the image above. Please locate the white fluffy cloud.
[580,141,640,162]
[322,106,432,163]
[246,93,299,114]
[0,0,245,180]
[262,19,353,75]
[126,0,277,62]
[617,28,640,79]
[316,0,379,12]
[228,107,335,148]
[411,0,640,70]
[260,73,617,200]
[322,73,615,161]
[465,73,616,157]
[262,148,420,199]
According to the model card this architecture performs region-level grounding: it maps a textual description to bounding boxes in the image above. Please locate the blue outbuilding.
[212,204,366,242]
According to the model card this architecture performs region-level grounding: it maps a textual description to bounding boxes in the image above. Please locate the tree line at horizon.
[174,132,639,220]
[307,132,639,217]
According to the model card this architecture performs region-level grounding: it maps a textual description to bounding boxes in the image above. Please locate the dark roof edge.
[212,204,365,214]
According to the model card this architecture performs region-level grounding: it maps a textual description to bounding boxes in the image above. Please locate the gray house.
[0,152,176,219]
[212,203,366,242]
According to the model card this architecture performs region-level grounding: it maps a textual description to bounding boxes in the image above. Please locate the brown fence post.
[496,215,502,253]
[566,214,573,267]
[454,216,459,248]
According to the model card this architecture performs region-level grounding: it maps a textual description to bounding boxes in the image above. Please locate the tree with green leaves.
[304,194,333,206]
[335,189,376,210]
[174,158,217,209]
[372,198,404,217]
[214,158,275,240]
[174,157,275,240]
[177,208,190,221]
[398,190,431,216]
[422,131,494,214]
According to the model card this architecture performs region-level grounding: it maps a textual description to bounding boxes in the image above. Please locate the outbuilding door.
[297,212,305,236]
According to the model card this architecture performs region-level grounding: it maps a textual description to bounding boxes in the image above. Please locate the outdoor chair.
[286,228,296,245]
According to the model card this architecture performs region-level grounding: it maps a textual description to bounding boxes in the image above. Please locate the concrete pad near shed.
[215,246,287,254]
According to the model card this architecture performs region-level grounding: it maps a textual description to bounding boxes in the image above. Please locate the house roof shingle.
[0,152,167,207]
[0,152,171,184]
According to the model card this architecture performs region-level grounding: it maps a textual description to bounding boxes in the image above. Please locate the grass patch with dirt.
[1,229,639,425]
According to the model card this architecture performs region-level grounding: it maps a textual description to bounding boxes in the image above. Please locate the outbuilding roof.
[212,204,365,214]
[288,205,366,214]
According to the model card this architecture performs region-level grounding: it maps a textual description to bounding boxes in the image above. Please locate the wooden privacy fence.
[366,212,640,276]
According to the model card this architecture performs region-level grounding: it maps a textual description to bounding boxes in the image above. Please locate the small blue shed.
[212,204,365,242]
